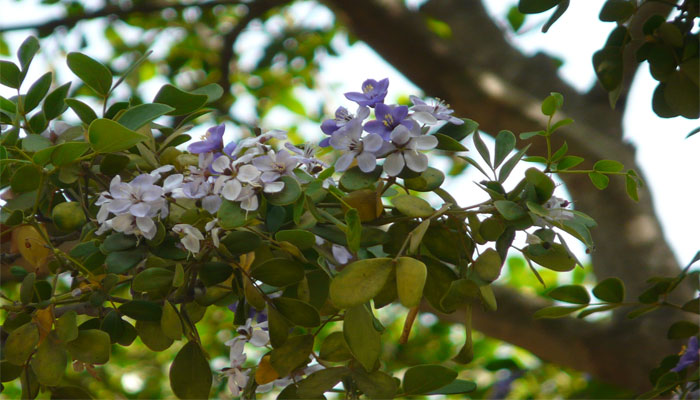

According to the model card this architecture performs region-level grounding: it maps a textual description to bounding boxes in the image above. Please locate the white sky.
[0,0,697,264]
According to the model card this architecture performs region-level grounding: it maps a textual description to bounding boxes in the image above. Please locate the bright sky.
[0,0,697,264]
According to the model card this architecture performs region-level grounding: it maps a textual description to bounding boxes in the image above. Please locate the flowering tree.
[0,0,698,398]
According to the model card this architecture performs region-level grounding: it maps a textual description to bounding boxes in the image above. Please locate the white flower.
[330,119,383,172]
[253,149,298,183]
[232,318,270,347]
[383,124,438,176]
[284,142,327,172]
[172,224,205,254]
[409,95,463,125]
[332,244,353,265]
[205,219,221,248]
[533,195,575,227]
[525,233,543,245]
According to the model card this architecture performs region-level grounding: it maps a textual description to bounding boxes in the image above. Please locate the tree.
[0,0,697,398]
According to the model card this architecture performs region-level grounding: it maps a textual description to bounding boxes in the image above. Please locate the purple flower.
[671,336,699,372]
[320,105,369,147]
[188,124,225,154]
[364,103,414,141]
[344,78,389,108]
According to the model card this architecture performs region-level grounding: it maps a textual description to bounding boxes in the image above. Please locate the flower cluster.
[95,124,325,254]
[320,78,463,176]
[223,318,322,396]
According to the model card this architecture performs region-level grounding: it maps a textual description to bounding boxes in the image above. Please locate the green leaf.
[23,72,52,113]
[161,301,183,341]
[153,84,208,116]
[220,230,261,254]
[507,6,526,32]
[588,171,610,190]
[548,285,590,304]
[296,367,348,398]
[665,70,700,119]
[190,83,224,103]
[626,170,639,202]
[551,141,568,162]
[319,332,352,362]
[118,300,162,321]
[682,298,699,314]
[169,341,212,400]
[43,82,71,120]
[30,338,66,386]
[577,304,619,318]
[403,365,458,395]
[352,369,399,399]
[101,232,137,252]
[524,243,576,271]
[18,36,40,72]
[593,47,623,92]
[541,0,569,33]
[472,130,492,169]
[599,0,635,22]
[22,134,51,153]
[136,320,173,351]
[533,305,586,319]
[518,0,562,14]
[55,311,78,342]
[541,92,564,116]
[5,322,39,365]
[667,321,699,339]
[434,133,468,151]
[428,379,477,395]
[594,159,624,172]
[396,257,427,308]
[49,386,93,399]
[340,165,382,191]
[391,194,434,217]
[472,248,503,283]
[11,164,41,193]
[0,61,21,88]
[270,334,314,377]
[217,200,256,229]
[251,257,305,287]
[498,144,531,183]
[65,98,98,124]
[525,168,555,202]
[519,130,546,140]
[198,261,233,287]
[105,247,146,274]
[555,155,584,170]
[551,118,574,132]
[66,53,113,96]
[116,103,174,130]
[52,142,90,166]
[88,118,148,153]
[66,329,111,364]
[494,200,527,221]
[344,305,381,372]
[132,267,174,292]
[403,167,445,192]
[273,297,320,328]
[494,130,516,168]
[265,176,302,206]
[20,272,36,304]
[275,229,316,250]
[592,277,625,303]
[329,258,394,309]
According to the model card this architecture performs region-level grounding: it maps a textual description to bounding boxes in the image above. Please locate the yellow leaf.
[255,355,279,385]
[239,252,255,272]
[34,306,54,344]
[12,225,50,268]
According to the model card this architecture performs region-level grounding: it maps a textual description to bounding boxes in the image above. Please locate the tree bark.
[326,0,693,392]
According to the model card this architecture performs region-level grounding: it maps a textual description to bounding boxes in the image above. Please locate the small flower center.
[363,84,374,93]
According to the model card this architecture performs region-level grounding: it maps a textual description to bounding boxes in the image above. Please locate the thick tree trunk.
[326,0,693,392]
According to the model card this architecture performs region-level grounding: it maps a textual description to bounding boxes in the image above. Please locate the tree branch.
[0,1,243,33]
[326,0,693,390]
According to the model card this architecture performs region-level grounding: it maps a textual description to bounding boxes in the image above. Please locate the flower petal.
[383,152,405,176]
[404,150,428,172]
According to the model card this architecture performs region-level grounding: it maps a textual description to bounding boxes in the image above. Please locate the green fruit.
[52,202,86,232]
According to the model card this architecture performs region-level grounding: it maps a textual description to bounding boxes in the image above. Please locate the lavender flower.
[329,119,383,173]
[320,105,370,147]
[344,78,389,108]
[671,336,699,372]
[172,224,205,254]
[187,124,225,154]
[409,95,464,125]
[252,150,298,183]
[364,103,414,141]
